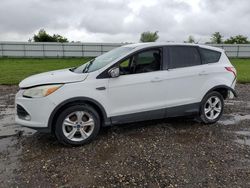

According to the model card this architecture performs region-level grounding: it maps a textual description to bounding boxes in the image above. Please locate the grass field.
[0,58,249,85]
[230,59,250,83]
[0,58,91,85]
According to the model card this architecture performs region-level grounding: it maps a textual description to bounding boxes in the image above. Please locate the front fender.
[47,96,111,133]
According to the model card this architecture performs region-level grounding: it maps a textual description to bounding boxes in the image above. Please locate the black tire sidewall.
[200,91,224,124]
[55,104,100,146]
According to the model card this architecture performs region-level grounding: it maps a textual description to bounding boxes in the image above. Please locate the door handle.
[151,77,163,82]
[96,86,106,90]
[199,71,209,76]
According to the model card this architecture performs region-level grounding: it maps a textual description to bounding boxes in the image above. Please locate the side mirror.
[108,67,120,78]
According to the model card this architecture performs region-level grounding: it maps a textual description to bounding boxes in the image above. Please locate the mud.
[235,131,250,146]
[0,84,250,187]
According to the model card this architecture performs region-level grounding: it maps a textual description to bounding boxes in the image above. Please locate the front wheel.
[55,104,100,146]
[199,91,224,124]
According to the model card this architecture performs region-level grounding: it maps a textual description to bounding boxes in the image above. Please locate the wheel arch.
[203,85,237,100]
[48,97,111,133]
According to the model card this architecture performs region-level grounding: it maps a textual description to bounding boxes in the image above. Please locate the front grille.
[17,104,30,120]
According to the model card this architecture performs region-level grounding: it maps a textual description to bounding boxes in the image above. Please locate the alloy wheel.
[62,111,95,142]
[204,96,222,120]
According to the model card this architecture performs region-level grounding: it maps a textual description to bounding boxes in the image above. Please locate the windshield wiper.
[69,67,76,72]
[83,59,95,73]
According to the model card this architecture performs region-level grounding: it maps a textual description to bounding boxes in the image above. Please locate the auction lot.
[1,84,250,187]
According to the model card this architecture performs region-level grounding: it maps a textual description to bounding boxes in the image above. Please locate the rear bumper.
[229,79,237,98]
[228,87,237,98]
[228,90,237,99]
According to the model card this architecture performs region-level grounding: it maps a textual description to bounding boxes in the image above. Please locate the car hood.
[19,68,88,88]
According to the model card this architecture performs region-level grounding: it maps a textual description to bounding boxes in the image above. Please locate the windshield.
[73,46,133,73]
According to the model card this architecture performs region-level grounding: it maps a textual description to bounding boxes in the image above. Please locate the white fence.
[211,44,250,58]
[0,42,123,58]
[0,42,250,58]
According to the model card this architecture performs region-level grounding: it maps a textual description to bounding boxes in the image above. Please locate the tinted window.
[119,49,161,75]
[169,46,201,69]
[200,48,221,64]
[137,50,158,65]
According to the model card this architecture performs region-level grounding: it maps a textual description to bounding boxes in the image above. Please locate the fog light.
[17,104,31,121]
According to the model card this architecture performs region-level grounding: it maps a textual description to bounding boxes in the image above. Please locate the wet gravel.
[1,84,250,187]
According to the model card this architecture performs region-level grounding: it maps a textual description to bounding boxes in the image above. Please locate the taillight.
[225,67,236,77]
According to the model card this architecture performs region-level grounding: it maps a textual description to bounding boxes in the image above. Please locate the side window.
[168,46,201,69]
[200,48,221,64]
[119,49,161,75]
[119,58,131,75]
[137,50,157,65]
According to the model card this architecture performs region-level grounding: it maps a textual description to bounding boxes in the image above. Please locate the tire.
[199,91,224,124]
[55,104,100,146]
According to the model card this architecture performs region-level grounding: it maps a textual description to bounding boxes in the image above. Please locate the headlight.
[23,84,63,98]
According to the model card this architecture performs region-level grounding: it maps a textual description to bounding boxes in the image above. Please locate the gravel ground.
[1,84,250,187]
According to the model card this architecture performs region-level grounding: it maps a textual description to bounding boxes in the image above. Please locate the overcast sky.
[0,0,249,43]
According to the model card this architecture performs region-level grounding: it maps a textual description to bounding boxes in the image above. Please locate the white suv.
[15,43,237,146]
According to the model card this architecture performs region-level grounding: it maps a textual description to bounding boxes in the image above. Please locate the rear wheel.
[55,104,100,146]
[199,91,224,124]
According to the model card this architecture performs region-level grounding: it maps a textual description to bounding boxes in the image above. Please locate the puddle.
[0,105,35,186]
[0,106,36,138]
[234,131,250,146]
[225,100,250,106]
[218,113,250,125]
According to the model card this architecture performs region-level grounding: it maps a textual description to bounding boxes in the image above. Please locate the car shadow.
[24,116,203,149]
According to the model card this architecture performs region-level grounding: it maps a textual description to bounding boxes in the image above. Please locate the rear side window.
[168,46,201,69]
[199,48,221,64]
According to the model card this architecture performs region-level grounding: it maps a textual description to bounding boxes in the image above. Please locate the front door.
[107,48,167,122]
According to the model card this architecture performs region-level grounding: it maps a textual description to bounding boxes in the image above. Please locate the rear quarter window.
[199,48,221,64]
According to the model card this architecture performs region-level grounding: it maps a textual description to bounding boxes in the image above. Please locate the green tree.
[211,32,223,44]
[140,31,159,42]
[184,35,196,43]
[52,34,68,43]
[33,29,68,42]
[224,35,249,44]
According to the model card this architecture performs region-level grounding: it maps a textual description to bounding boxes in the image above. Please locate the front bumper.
[15,89,57,131]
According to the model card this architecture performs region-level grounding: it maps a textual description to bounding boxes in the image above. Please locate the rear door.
[163,46,207,108]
